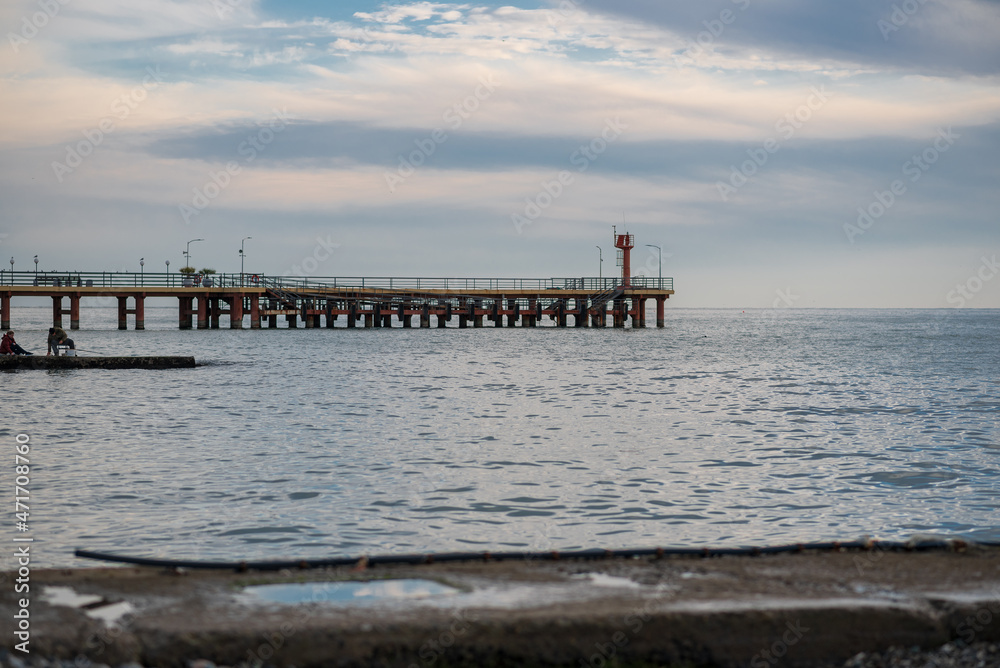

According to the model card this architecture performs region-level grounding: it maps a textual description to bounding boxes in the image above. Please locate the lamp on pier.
[185,238,204,272]
[140,258,145,286]
[596,246,603,282]
[165,260,170,287]
[239,236,252,286]
[9,257,13,285]
[33,255,38,277]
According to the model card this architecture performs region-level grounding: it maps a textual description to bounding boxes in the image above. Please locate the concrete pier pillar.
[401,303,412,328]
[420,305,430,328]
[613,299,625,328]
[135,294,145,330]
[325,301,336,328]
[230,294,244,329]
[438,303,449,328]
[474,300,483,327]
[348,303,357,328]
[526,299,537,327]
[364,311,372,328]
[70,294,80,330]
[178,296,192,329]
[304,300,314,328]
[118,296,128,330]
[557,303,567,328]
[210,298,220,329]
[286,312,297,328]
[52,296,63,329]
[250,296,261,329]
[576,298,588,327]
[267,299,277,329]
[656,296,665,328]
[1,292,10,330]
[493,301,503,328]
[197,296,208,329]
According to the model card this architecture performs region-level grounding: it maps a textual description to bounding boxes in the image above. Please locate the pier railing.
[0,271,673,292]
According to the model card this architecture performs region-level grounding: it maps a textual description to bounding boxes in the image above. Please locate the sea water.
[3,307,998,568]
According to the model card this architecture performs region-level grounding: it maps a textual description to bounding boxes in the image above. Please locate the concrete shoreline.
[0,356,196,370]
[3,547,1000,667]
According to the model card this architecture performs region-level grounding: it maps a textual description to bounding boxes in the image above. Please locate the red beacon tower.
[614,228,634,288]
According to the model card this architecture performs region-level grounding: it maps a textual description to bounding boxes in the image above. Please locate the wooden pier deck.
[0,273,674,331]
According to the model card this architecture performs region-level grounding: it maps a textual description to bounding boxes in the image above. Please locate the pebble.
[834,642,1000,668]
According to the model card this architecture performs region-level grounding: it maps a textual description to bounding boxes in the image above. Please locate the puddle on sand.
[243,579,459,605]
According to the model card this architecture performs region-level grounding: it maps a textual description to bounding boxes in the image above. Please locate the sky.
[1,0,998,307]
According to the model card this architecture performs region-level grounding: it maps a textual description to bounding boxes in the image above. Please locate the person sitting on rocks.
[47,327,75,356]
[1,330,32,355]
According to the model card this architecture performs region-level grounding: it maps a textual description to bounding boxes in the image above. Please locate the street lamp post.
[139,258,144,286]
[33,255,38,280]
[185,238,205,272]
[9,257,13,286]
[165,260,170,287]
[596,246,603,283]
[645,244,661,288]
[240,236,252,287]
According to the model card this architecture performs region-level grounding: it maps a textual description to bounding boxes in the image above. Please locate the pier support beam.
[118,296,128,330]
[631,297,645,329]
[348,303,357,328]
[1,292,10,330]
[304,300,314,328]
[179,296,193,329]
[250,297,260,329]
[613,299,625,328]
[421,305,430,328]
[52,296,64,329]
[197,296,208,329]
[70,294,80,330]
[267,299,277,328]
[575,298,588,328]
[656,296,665,328]
[135,294,144,330]
[230,294,244,329]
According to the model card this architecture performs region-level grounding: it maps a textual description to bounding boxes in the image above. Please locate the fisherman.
[47,326,75,356]
[0,330,32,355]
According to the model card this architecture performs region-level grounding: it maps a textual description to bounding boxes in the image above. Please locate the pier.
[1,235,673,331]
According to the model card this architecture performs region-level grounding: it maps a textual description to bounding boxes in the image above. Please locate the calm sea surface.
[4,307,999,568]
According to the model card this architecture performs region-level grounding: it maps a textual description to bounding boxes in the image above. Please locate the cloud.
[584,0,1000,76]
